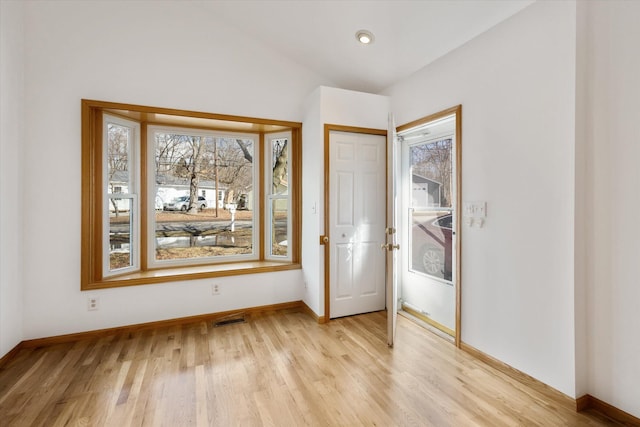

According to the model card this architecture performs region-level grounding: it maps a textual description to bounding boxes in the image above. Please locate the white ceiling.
[203,0,535,93]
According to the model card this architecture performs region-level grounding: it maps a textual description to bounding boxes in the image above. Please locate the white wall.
[9,0,640,416]
[0,0,25,357]
[301,87,323,314]
[384,1,578,397]
[573,0,589,401]
[19,0,334,340]
[302,87,389,317]
[582,1,640,417]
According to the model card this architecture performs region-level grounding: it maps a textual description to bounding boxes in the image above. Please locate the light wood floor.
[0,310,621,426]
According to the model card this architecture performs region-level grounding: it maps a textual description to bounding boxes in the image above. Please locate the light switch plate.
[463,201,487,218]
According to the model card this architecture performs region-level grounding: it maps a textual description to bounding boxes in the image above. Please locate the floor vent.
[213,313,246,327]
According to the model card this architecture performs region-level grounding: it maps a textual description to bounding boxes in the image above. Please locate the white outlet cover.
[88,297,99,311]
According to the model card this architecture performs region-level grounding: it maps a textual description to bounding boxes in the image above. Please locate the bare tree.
[411,138,452,207]
[152,134,286,219]
[155,134,183,175]
[236,139,253,163]
[187,137,205,214]
[174,136,206,214]
[155,133,208,214]
[272,140,288,193]
[269,138,289,255]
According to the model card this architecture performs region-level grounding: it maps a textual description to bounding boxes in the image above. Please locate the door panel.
[336,243,353,298]
[330,131,386,319]
[336,172,354,225]
[359,242,379,295]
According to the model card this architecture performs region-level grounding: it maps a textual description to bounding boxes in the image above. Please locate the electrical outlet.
[211,283,220,296]
[88,297,99,311]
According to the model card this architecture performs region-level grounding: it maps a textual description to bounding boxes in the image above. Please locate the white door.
[386,115,400,347]
[398,112,459,337]
[329,131,386,318]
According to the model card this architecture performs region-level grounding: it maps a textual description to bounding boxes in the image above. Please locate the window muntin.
[103,114,140,276]
[265,132,291,260]
[149,126,258,267]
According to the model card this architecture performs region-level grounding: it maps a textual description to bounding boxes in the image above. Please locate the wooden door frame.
[322,124,388,322]
[396,105,462,348]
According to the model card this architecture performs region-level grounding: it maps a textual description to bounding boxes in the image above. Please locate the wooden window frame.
[81,99,302,290]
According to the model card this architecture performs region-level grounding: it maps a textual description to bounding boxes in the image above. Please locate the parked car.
[163,196,207,211]
[411,213,453,281]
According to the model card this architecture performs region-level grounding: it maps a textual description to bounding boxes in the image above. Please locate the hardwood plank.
[0,311,627,426]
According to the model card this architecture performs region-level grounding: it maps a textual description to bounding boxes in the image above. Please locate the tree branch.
[236,139,253,163]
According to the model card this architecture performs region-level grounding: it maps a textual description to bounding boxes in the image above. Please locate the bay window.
[81,100,301,290]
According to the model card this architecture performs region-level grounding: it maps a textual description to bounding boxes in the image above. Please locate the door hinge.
[380,243,400,251]
[385,227,396,235]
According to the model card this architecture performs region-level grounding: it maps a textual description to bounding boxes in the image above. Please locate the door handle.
[380,243,400,251]
[320,235,329,245]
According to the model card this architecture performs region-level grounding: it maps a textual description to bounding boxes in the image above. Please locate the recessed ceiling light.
[356,30,374,45]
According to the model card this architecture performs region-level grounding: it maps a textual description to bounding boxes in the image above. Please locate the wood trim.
[80,104,104,290]
[140,123,148,271]
[396,105,461,134]
[576,394,591,412]
[322,124,388,322]
[20,301,305,349]
[324,124,387,136]
[85,262,301,290]
[577,394,640,425]
[292,127,303,264]
[0,343,23,369]
[259,132,265,260]
[323,125,331,322]
[142,120,289,135]
[80,101,92,289]
[300,301,326,324]
[83,99,302,129]
[460,342,576,411]
[402,304,455,337]
[454,105,462,348]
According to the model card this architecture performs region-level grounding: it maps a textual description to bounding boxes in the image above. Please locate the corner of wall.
[573,0,589,399]
[301,86,390,319]
[0,0,26,358]
[301,87,323,316]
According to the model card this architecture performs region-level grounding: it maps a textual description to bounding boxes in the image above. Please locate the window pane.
[270,198,288,257]
[409,138,452,208]
[271,138,288,195]
[107,123,130,194]
[409,138,453,280]
[153,132,255,262]
[109,197,133,271]
[266,133,291,261]
[409,210,453,281]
